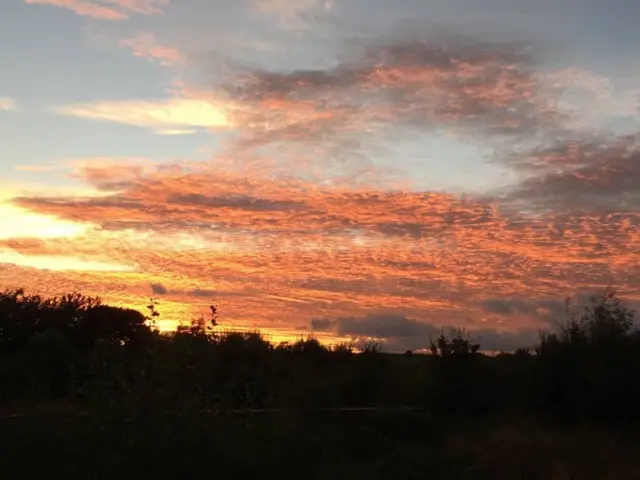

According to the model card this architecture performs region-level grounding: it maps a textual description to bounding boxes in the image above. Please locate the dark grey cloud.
[190,288,217,298]
[501,135,640,215]
[151,283,169,295]
[310,318,332,330]
[167,193,307,212]
[337,313,434,338]
[150,284,258,300]
[15,196,148,212]
[311,313,540,352]
[467,328,539,352]
[508,157,640,213]
[481,297,565,320]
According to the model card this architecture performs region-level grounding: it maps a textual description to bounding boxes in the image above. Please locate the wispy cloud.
[0,97,19,112]
[119,31,183,66]
[0,248,135,272]
[24,0,169,20]
[256,0,333,29]
[104,0,169,15]
[196,31,607,171]
[14,165,61,173]
[54,97,233,134]
[54,30,618,158]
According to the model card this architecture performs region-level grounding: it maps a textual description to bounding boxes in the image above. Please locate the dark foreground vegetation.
[2,288,640,478]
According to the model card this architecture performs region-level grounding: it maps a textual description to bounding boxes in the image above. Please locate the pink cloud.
[24,0,169,20]
[119,31,183,66]
[104,0,168,15]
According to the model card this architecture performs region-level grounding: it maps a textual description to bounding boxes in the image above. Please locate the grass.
[3,406,640,479]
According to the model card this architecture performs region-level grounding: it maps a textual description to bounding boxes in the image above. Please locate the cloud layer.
[3,23,639,348]
[6,148,638,342]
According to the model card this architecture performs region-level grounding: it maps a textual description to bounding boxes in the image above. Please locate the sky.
[1,0,639,351]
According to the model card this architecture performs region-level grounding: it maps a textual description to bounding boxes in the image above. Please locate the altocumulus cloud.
[9,149,639,333]
[3,24,639,338]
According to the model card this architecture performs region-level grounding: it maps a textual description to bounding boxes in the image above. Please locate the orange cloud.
[53,32,614,162]
[185,33,590,169]
[5,152,638,338]
[187,31,634,181]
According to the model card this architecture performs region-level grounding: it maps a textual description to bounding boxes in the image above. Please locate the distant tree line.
[1,287,639,427]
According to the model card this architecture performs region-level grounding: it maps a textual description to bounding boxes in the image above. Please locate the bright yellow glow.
[0,203,88,239]
[0,179,112,201]
[0,248,135,272]
[55,98,233,133]
[0,97,19,111]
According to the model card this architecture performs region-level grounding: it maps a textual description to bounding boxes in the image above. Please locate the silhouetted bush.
[533,289,640,425]
[5,287,640,477]
[2,286,640,429]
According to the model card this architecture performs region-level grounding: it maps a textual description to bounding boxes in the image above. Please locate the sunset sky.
[1,0,639,351]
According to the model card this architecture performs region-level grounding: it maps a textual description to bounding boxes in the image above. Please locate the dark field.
[2,288,640,479]
[4,407,640,479]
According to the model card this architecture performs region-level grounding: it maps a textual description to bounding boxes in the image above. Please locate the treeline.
[1,287,639,427]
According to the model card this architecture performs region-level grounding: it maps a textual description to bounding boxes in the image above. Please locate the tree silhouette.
[3,285,640,429]
[535,288,640,424]
[429,329,480,358]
